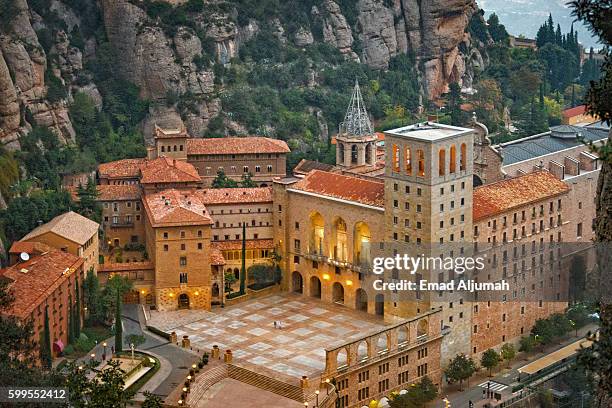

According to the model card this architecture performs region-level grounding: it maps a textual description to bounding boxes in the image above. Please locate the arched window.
[460,143,467,171]
[450,145,457,173]
[417,150,425,177]
[392,145,400,172]
[438,148,446,176]
[405,147,412,175]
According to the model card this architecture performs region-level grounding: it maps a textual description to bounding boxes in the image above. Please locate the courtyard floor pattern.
[149,293,387,382]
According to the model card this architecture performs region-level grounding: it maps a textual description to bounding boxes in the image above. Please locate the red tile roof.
[211,239,274,251]
[187,137,290,155]
[198,188,272,205]
[139,157,201,184]
[96,185,141,201]
[143,189,213,227]
[562,105,586,118]
[98,158,145,179]
[473,171,570,221]
[290,170,385,208]
[209,247,226,265]
[8,241,51,255]
[0,250,84,318]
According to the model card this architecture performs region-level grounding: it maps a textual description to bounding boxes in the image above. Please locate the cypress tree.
[74,281,81,337]
[68,302,75,344]
[239,223,246,295]
[41,306,52,369]
[114,290,122,353]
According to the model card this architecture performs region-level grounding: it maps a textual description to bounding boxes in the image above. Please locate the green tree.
[389,376,438,407]
[532,318,556,345]
[211,169,239,188]
[444,354,476,391]
[41,306,52,369]
[487,13,509,43]
[125,334,146,349]
[114,290,123,353]
[224,271,237,293]
[77,177,101,222]
[500,343,516,368]
[519,335,537,353]
[82,268,103,325]
[481,348,501,377]
[142,391,164,408]
[240,172,257,187]
[448,82,467,126]
[63,360,130,407]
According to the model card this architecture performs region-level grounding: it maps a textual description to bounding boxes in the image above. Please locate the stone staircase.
[187,365,229,404]
[227,364,306,402]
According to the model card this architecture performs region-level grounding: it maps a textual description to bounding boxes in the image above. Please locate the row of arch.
[291,272,384,315]
[309,212,371,264]
[337,142,376,166]
[331,318,429,370]
[391,143,468,177]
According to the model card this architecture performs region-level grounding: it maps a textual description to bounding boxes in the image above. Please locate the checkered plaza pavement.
[149,293,387,382]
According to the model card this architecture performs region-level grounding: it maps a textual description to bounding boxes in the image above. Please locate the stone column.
[343,144,352,167]
[358,144,366,166]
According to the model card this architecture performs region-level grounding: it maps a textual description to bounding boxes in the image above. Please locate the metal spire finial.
[339,79,373,137]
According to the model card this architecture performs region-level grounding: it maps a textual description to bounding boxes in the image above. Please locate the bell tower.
[335,80,378,168]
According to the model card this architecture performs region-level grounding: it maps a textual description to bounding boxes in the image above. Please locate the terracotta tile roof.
[211,239,274,251]
[21,211,100,245]
[96,185,141,201]
[290,170,385,208]
[8,241,52,256]
[198,188,272,205]
[69,185,141,202]
[293,159,335,175]
[209,247,226,265]
[98,158,145,179]
[562,105,586,118]
[143,189,213,227]
[473,171,570,221]
[139,157,201,184]
[0,250,84,318]
[98,261,154,272]
[187,137,290,155]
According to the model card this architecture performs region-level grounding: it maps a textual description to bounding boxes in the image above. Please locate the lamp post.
[130,343,135,361]
[315,390,319,407]
[325,379,330,395]
[304,402,308,408]
[90,353,95,364]
[102,342,107,360]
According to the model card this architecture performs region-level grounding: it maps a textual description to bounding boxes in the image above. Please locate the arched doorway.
[375,293,384,316]
[292,271,303,293]
[332,282,344,304]
[310,276,321,298]
[212,283,220,297]
[178,293,190,309]
[356,288,368,312]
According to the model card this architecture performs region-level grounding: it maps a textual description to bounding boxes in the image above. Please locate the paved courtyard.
[148,293,387,382]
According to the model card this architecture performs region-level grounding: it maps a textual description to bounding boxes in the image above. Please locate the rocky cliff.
[0,0,482,148]
[0,0,78,149]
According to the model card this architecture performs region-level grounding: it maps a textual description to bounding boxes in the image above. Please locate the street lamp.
[315,390,319,407]
[304,402,308,407]
[325,379,330,395]
[103,342,107,360]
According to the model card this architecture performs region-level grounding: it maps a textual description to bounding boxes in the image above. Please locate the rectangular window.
[180,257,187,266]
[179,272,188,284]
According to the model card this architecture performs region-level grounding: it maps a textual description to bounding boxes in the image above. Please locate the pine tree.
[41,306,52,369]
[114,290,122,353]
[68,302,75,344]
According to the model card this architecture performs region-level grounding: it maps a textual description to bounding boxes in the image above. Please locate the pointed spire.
[340,79,373,137]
